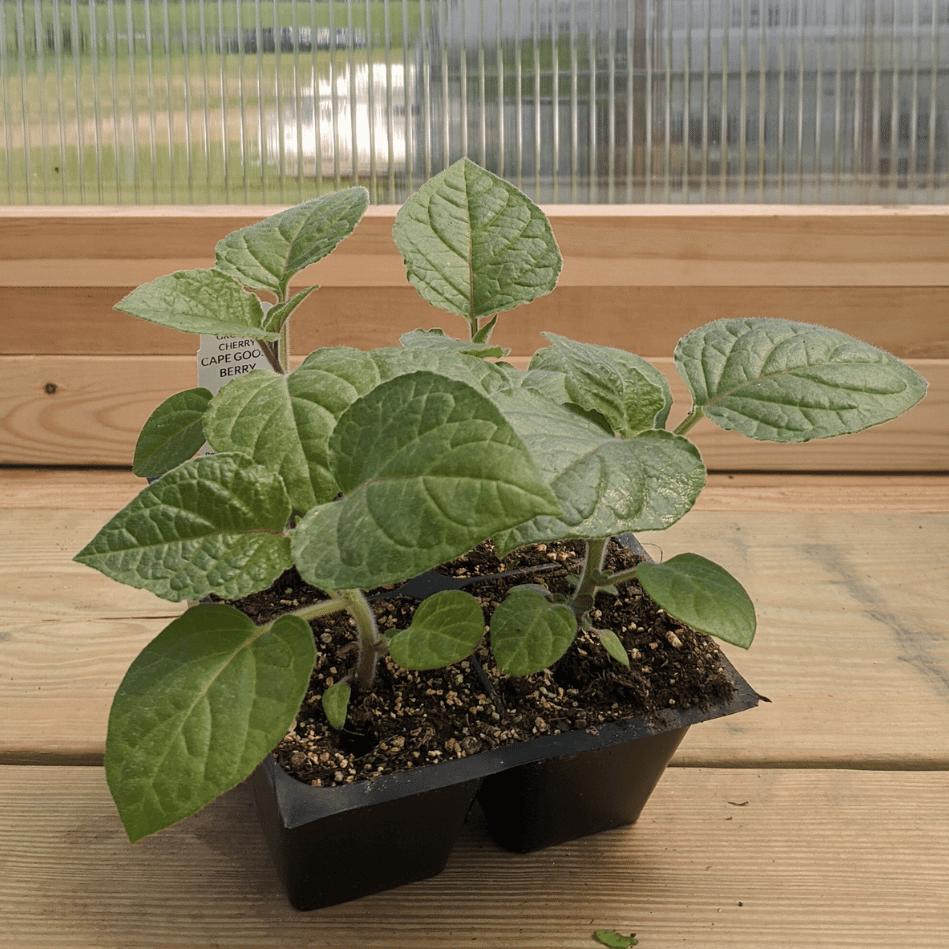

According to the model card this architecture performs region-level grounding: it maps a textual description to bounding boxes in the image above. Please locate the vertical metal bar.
[719,0,730,201]
[401,0,413,195]
[644,0,654,201]
[496,0,505,180]
[813,2,825,203]
[568,0,577,201]
[532,0,541,199]
[29,0,51,203]
[832,0,844,202]
[682,0,692,200]
[459,0,469,168]
[551,0,560,201]
[662,0,672,201]
[606,0,617,203]
[514,0,524,189]
[51,0,70,203]
[926,0,938,201]
[700,0,711,203]
[365,0,378,199]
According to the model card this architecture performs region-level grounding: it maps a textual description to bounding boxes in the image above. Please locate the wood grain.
[3,469,948,512]
[3,355,945,469]
[3,509,946,768]
[1,766,946,947]
[6,285,949,358]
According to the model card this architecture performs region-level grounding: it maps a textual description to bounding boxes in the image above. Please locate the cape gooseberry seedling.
[75,158,928,843]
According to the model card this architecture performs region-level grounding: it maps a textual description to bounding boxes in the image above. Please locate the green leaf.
[400,327,509,359]
[105,604,315,842]
[491,389,706,555]
[292,371,561,590]
[490,586,577,676]
[593,930,638,948]
[261,285,318,334]
[73,453,292,602]
[597,629,630,666]
[372,344,513,395]
[321,680,352,729]
[636,553,756,649]
[388,590,486,670]
[132,387,213,479]
[393,156,562,320]
[532,333,673,434]
[115,269,279,340]
[675,318,928,442]
[203,356,378,512]
[215,188,369,297]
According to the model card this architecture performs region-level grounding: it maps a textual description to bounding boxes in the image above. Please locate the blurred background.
[2,0,947,205]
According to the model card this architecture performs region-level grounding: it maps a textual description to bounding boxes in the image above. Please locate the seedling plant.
[75,158,927,843]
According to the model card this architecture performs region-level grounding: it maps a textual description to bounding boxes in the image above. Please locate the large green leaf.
[215,187,369,297]
[73,453,292,602]
[203,355,378,512]
[115,269,279,339]
[675,318,928,442]
[531,333,673,434]
[490,587,577,676]
[105,604,315,842]
[388,590,486,670]
[636,553,756,648]
[132,387,212,479]
[291,371,561,590]
[491,389,706,555]
[393,156,562,321]
[371,344,513,394]
[400,327,509,359]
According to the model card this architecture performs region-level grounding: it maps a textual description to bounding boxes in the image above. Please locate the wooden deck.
[2,470,948,947]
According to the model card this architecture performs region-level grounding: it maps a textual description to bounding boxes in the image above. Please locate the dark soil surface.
[220,538,735,789]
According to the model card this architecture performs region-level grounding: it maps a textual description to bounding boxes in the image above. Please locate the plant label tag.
[197,334,275,455]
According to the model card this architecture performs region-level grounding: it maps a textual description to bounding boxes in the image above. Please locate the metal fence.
[2,0,947,204]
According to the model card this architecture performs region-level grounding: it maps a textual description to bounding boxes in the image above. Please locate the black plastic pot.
[249,536,760,910]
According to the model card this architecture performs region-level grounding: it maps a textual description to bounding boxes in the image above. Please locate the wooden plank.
[3,354,945,469]
[5,286,949,358]
[640,512,949,769]
[2,510,947,767]
[3,469,949,513]
[3,205,947,286]
[1,468,947,511]
[1,766,946,947]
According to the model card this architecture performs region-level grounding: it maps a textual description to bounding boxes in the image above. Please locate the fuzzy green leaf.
[597,629,630,666]
[115,269,279,339]
[675,318,928,442]
[532,333,673,434]
[636,553,756,649]
[400,327,509,359]
[491,586,577,676]
[105,604,315,842]
[491,389,706,555]
[215,188,369,296]
[593,930,639,948]
[321,680,352,729]
[203,356,378,513]
[292,371,561,590]
[261,285,318,334]
[388,590,486,670]
[132,387,213,479]
[73,453,292,602]
[393,157,562,321]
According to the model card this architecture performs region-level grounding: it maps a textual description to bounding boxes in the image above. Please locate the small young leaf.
[132,387,213,479]
[491,586,577,676]
[597,629,630,666]
[636,553,756,649]
[105,604,315,842]
[215,187,369,297]
[675,318,928,442]
[260,285,318,334]
[115,269,279,339]
[321,680,352,729]
[593,930,638,948]
[74,453,292,602]
[388,590,485,670]
[532,333,673,434]
[292,372,561,590]
[393,156,562,321]
[400,327,509,359]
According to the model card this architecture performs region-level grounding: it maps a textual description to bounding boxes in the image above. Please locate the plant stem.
[287,596,349,625]
[569,536,609,617]
[673,406,704,437]
[340,589,382,691]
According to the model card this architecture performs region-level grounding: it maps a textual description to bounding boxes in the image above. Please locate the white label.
[197,335,276,455]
